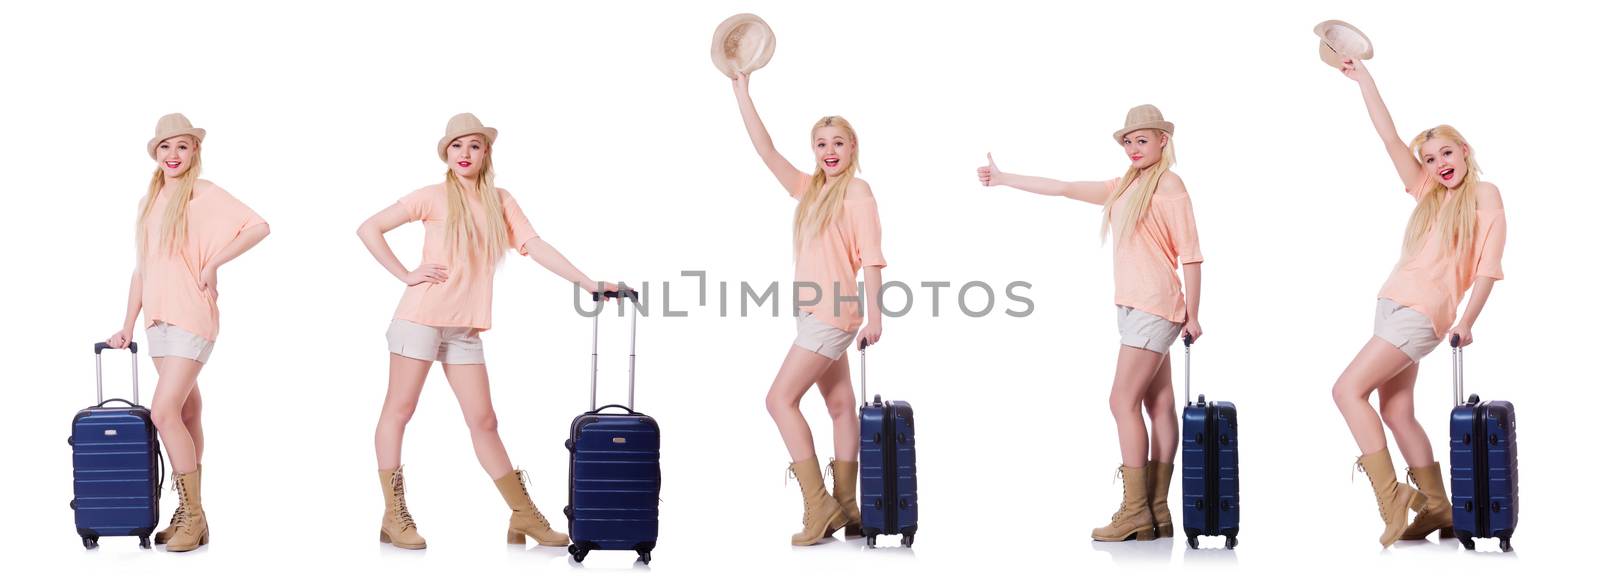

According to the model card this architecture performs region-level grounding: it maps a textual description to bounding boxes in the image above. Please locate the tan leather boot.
[1356,448,1426,547]
[154,464,198,545]
[378,467,426,549]
[790,457,847,546]
[1092,465,1157,542]
[829,459,863,537]
[165,469,208,553]
[1146,462,1175,538]
[495,470,569,547]
[1400,462,1454,541]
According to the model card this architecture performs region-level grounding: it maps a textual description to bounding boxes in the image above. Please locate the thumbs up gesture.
[977,152,1003,187]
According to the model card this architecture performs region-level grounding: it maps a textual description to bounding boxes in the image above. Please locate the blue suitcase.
[1447,338,1518,551]
[857,342,918,548]
[565,291,660,564]
[69,342,163,550]
[1179,336,1239,549]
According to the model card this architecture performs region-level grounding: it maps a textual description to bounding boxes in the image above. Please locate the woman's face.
[154,135,199,178]
[1120,130,1165,170]
[1418,138,1467,189]
[813,126,855,178]
[447,134,489,179]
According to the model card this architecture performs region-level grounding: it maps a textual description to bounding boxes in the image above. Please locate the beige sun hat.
[710,13,776,79]
[436,113,498,162]
[1111,105,1174,142]
[147,113,206,160]
[1313,20,1374,69]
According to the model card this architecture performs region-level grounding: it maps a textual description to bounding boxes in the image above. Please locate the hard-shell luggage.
[70,342,163,550]
[1179,336,1239,549]
[565,290,660,564]
[1447,336,1518,551]
[857,341,918,548]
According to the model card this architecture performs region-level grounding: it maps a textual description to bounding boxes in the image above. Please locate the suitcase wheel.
[1499,537,1512,552]
[140,535,152,549]
[568,544,588,562]
[1459,536,1476,550]
[636,549,652,565]
[866,534,878,548]
[900,533,914,548]
[1186,535,1199,550]
[1224,535,1238,550]
[82,536,98,550]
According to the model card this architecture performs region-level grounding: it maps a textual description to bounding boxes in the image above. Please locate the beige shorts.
[1374,298,1441,362]
[146,321,215,364]
[386,319,486,364]
[794,312,857,360]
[1117,305,1183,354]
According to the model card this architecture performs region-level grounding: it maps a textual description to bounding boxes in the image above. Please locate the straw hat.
[710,13,775,79]
[147,113,206,159]
[1313,20,1373,69]
[1111,105,1174,142]
[436,113,497,162]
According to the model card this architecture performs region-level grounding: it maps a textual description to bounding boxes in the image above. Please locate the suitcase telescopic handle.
[857,338,871,407]
[1450,334,1465,406]
[1182,333,1193,406]
[93,341,140,405]
[589,289,639,412]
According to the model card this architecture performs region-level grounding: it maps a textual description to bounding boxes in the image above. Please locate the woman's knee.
[1332,379,1369,406]
[380,400,419,426]
[463,408,499,433]
[1379,401,1418,430]
[765,391,798,419]
[151,403,186,432]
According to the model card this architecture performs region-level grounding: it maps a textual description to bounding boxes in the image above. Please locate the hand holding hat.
[1313,20,1373,70]
[711,13,775,79]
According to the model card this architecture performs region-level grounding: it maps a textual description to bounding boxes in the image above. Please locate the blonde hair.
[1101,131,1176,242]
[442,139,510,269]
[794,116,861,252]
[137,139,202,259]
[1403,125,1480,257]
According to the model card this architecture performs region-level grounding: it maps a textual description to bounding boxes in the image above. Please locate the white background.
[2,0,1593,585]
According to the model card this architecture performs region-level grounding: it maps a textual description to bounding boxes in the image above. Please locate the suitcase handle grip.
[590,404,637,415]
[591,289,639,302]
[94,340,140,406]
[94,398,138,409]
[94,341,139,354]
[1450,334,1465,406]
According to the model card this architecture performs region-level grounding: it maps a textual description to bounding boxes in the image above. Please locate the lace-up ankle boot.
[495,470,569,546]
[165,469,209,553]
[378,466,426,549]
[1356,449,1425,547]
[1092,465,1157,542]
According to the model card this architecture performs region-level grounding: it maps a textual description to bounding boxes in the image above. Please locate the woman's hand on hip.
[402,264,448,286]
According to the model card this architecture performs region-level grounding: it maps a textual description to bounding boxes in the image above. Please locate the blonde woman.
[1332,57,1506,547]
[104,113,271,553]
[731,72,887,546]
[977,105,1203,542]
[356,113,619,550]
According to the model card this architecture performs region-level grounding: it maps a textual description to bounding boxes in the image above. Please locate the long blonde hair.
[1403,125,1480,258]
[137,144,203,258]
[1101,132,1176,242]
[442,145,510,268]
[793,116,861,252]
